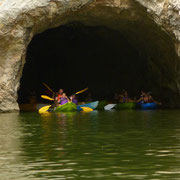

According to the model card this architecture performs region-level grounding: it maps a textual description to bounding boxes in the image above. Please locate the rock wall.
[0,0,180,111]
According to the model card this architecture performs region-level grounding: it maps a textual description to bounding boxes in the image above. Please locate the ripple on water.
[1,111,180,179]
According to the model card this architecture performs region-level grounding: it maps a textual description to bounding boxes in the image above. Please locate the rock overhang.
[0,0,180,111]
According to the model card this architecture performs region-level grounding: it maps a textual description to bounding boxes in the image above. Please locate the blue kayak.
[140,102,158,110]
[77,101,99,111]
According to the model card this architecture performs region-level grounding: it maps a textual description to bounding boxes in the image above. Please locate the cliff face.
[0,0,180,111]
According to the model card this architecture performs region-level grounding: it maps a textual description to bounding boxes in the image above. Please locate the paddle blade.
[42,83,54,93]
[81,107,93,112]
[39,105,51,114]
[75,88,88,95]
[41,95,54,101]
[104,104,116,110]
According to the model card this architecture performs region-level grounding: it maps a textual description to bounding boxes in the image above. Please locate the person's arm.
[69,96,72,102]
[136,97,143,102]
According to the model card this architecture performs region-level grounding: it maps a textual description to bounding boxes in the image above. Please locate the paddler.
[137,91,153,103]
[56,89,64,103]
[70,94,78,105]
[59,93,68,105]
[122,90,131,103]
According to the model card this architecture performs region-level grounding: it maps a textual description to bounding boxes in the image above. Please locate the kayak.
[116,102,135,110]
[104,104,116,110]
[54,102,77,112]
[140,102,158,110]
[77,101,99,111]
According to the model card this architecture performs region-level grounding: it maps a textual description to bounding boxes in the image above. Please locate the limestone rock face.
[136,0,180,54]
[0,0,180,111]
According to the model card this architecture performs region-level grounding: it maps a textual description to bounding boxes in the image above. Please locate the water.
[1,110,180,179]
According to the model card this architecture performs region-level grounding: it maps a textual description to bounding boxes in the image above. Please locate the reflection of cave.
[18,21,180,106]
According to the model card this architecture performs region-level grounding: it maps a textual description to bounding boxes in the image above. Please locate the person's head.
[62,93,66,97]
[141,91,145,96]
[58,89,63,94]
[71,94,75,99]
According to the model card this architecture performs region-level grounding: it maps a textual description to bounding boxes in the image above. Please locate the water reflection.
[0,113,25,179]
[1,111,180,179]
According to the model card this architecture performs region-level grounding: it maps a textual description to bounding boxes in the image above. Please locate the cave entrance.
[18,21,179,108]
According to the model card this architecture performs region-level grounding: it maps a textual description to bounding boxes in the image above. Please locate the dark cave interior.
[18,22,179,105]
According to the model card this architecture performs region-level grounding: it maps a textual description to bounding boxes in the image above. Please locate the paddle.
[104,104,116,110]
[41,95,54,101]
[81,107,93,112]
[42,83,54,93]
[39,105,52,114]
[75,88,88,95]
[39,88,88,113]
[41,88,88,101]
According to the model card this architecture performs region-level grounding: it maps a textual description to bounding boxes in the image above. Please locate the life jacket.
[57,94,62,103]
[72,98,78,105]
[123,96,129,103]
[60,97,68,105]
[143,95,152,103]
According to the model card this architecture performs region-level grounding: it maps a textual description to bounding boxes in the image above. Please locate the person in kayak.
[137,91,154,103]
[56,89,64,103]
[114,92,121,103]
[59,93,68,105]
[147,92,154,102]
[114,90,130,103]
[140,91,146,98]
[121,90,133,103]
[122,90,129,102]
[70,94,78,105]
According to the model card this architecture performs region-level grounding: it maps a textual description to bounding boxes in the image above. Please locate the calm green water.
[1,110,180,179]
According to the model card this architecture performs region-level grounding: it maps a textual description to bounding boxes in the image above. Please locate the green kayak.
[116,102,135,110]
[54,102,77,112]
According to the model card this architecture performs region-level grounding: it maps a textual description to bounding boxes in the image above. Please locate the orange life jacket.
[57,94,62,103]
